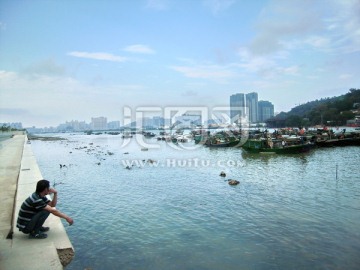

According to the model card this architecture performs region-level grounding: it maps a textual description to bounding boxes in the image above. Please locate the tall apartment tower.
[246,92,258,123]
[230,93,245,124]
[91,117,107,130]
[258,101,274,122]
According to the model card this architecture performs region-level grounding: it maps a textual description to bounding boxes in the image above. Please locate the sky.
[0,0,359,127]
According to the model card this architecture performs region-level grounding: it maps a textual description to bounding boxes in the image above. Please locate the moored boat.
[242,137,314,154]
[315,137,360,147]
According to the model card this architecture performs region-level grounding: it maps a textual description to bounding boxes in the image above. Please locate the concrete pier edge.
[1,134,74,269]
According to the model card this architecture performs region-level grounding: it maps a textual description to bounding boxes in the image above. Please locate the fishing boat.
[242,137,314,154]
[314,130,360,147]
[143,131,156,138]
[315,137,360,147]
[204,135,240,147]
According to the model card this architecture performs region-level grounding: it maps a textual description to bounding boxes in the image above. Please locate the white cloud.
[0,70,17,80]
[0,69,148,126]
[339,73,352,80]
[235,47,301,79]
[68,51,127,62]
[0,22,6,31]
[249,0,322,55]
[278,65,299,76]
[203,0,236,15]
[22,59,66,77]
[236,47,276,75]
[249,0,360,55]
[170,64,235,82]
[326,0,360,53]
[123,44,155,54]
[145,0,169,10]
[305,36,330,48]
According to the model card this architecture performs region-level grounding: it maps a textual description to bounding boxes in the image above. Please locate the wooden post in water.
[336,164,338,180]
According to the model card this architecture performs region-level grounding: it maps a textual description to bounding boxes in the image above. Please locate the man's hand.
[48,188,58,195]
[66,217,74,226]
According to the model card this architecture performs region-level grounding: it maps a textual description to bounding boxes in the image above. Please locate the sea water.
[31,133,360,270]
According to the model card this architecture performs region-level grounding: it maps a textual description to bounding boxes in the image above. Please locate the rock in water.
[228,179,240,185]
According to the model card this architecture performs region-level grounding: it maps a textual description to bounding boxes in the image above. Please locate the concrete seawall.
[0,135,74,269]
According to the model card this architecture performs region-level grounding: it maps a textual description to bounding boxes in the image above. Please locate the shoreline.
[0,134,74,269]
[27,134,67,141]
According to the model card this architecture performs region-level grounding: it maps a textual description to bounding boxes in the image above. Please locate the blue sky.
[0,0,359,127]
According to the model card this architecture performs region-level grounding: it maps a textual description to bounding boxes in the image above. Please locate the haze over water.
[31,133,360,270]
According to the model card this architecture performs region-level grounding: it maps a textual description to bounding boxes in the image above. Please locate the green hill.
[266,88,360,128]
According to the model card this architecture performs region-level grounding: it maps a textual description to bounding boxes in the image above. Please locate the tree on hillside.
[1,125,11,132]
[266,88,360,127]
[285,115,302,127]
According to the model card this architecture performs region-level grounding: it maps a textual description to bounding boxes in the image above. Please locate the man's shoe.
[29,232,48,239]
[40,226,50,232]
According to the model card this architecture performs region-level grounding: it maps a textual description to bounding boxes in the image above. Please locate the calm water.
[31,133,360,270]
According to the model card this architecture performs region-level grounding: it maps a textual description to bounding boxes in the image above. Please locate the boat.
[204,135,241,147]
[315,137,360,147]
[242,137,314,154]
[205,139,240,147]
[143,132,156,138]
[314,130,360,147]
[121,132,133,139]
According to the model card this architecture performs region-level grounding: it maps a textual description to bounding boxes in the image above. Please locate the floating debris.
[219,171,226,177]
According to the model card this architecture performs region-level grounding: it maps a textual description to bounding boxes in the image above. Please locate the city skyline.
[230,92,274,124]
[1,0,359,128]
[3,90,274,130]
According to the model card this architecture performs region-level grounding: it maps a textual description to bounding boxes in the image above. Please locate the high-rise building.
[108,121,120,130]
[91,117,107,130]
[230,93,245,124]
[57,120,89,131]
[153,116,165,128]
[258,101,274,122]
[246,92,258,123]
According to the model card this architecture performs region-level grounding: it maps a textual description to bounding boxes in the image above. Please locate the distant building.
[230,92,275,124]
[108,121,120,130]
[153,116,165,128]
[230,93,246,124]
[173,114,201,128]
[57,120,89,132]
[91,117,107,130]
[246,92,258,123]
[258,101,274,122]
[141,117,153,128]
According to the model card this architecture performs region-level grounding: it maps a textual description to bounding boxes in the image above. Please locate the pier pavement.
[0,134,74,269]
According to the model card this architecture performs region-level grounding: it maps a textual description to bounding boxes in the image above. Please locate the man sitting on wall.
[16,179,74,239]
